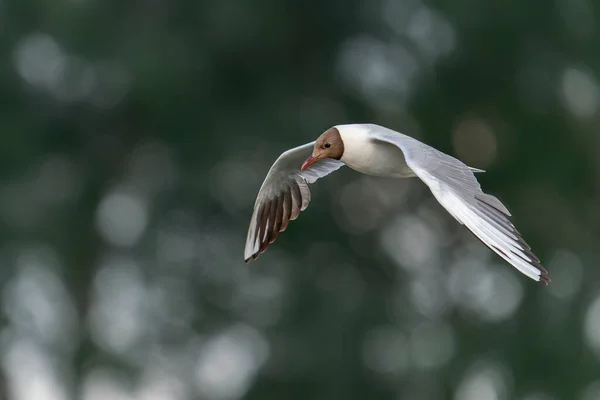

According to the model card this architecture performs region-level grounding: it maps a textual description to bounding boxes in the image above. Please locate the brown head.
[301,127,345,170]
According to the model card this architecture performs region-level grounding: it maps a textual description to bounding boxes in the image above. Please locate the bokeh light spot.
[2,340,69,400]
[449,254,524,322]
[195,324,269,400]
[455,360,511,400]
[380,214,440,273]
[561,66,600,119]
[96,188,148,248]
[583,292,600,359]
[362,325,409,377]
[88,256,147,356]
[409,321,456,369]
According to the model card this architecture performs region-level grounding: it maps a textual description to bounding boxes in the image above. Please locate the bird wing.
[368,124,549,285]
[244,142,345,262]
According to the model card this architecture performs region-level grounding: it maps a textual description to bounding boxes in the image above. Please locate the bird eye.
[324,143,331,148]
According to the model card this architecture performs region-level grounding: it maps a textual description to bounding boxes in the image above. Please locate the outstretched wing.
[244,142,344,262]
[368,124,550,285]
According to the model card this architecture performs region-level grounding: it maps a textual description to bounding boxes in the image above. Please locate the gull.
[244,123,550,285]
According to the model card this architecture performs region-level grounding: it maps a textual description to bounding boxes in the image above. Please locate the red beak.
[301,155,317,171]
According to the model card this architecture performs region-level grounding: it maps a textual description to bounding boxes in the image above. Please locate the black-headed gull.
[244,123,550,285]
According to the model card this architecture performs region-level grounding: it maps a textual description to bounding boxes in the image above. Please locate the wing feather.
[368,124,549,285]
[244,142,344,262]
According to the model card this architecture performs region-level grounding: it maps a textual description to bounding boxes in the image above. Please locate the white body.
[337,124,416,178]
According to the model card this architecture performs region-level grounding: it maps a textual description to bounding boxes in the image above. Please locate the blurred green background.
[1,0,599,399]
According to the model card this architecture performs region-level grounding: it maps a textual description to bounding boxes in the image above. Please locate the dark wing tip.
[539,269,551,286]
[245,182,304,263]
[475,198,550,285]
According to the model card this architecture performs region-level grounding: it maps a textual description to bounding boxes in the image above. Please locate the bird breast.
[340,137,416,179]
